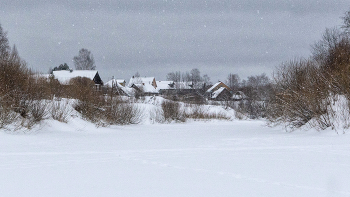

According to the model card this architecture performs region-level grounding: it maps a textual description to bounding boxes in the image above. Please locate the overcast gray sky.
[1,0,349,83]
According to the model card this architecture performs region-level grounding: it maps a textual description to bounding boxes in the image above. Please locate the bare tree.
[8,45,22,65]
[190,68,201,82]
[227,73,240,91]
[311,28,343,66]
[203,74,211,85]
[73,48,96,70]
[342,9,350,33]
[0,24,10,60]
[190,68,203,89]
[166,71,181,82]
[134,71,140,78]
[132,71,142,84]
[181,71,191,82]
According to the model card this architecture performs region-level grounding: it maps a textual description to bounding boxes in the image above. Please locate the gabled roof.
[206,81,231,93]
[206,82,222,92]
[53,70,98,84]
[211,87,226,99]
[133,83,159,93]
[128,77,158,93]
[105,78,135,96]
[116,79,126,84]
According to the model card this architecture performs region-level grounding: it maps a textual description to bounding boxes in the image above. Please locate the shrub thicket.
[161,100,185,122]
[267,13,350,130]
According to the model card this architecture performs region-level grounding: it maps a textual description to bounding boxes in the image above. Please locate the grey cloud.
[1,0,349,82]
[3,0,349,14]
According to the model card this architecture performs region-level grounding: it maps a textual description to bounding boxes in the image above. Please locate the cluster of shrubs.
[0,45,72,130]
[266,12,350,131]
[157,100,231,123]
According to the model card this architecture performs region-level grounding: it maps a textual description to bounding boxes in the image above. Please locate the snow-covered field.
[1,118,350,197]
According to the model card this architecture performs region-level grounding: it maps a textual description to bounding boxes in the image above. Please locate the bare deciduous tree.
[227,73,240,91]
[190,68,201,86]
[342,9,350,32]
[73,48,96,70]
[203,74,211,85]
[166,71,181,82]
[311,28,343,66]
[0,24,10,60]
[182,71,191,82]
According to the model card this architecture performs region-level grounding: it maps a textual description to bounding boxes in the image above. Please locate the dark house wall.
[93,72,103,85]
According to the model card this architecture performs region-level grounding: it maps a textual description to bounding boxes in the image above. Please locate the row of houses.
[49,70,247,101]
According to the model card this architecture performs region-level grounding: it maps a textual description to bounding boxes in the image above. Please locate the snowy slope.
[0,117,350,197]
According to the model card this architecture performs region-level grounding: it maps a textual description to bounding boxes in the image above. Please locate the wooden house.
[205,81,232,100]
[52,70,103,91]
[128,76,159,96]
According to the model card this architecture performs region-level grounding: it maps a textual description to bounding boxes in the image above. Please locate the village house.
[205,81,232,101]
[52,70,103,90]
[128,76,159,96]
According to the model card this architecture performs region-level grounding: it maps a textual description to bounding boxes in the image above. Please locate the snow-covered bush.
[104,99,142,125]
[161,100,185,122]
[74,97,142,126]
[0,106,18,129]
[183,104,231,120]
[50,99,72,123]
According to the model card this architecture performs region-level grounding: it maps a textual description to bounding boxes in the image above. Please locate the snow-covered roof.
[116,79,125,84]
[128,77,158,93]
[118,85,135,96]
[156,81,174,90]
[206,82,222,93]
[105,79,126,87]
[133,83,159,93]
[128,77,155,86]
[53,70,98,84]
[211,87,226,99]
[105,79,135,96]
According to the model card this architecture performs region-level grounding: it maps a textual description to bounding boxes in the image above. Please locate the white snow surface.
[1,119,350,197]
[1,97,350,197]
